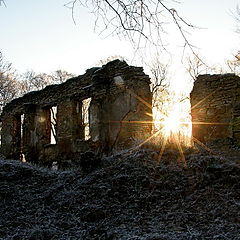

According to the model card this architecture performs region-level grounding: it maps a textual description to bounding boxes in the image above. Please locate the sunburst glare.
[162,110,182,137]
[153,96,192,147]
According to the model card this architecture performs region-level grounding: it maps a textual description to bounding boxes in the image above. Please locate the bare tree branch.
[147,56,170,122]
[233,4,240,33]
[50,106,57,143]
[0,0,6,7]
[20,70,75,95]
[66,0,198,53]
[185,54,208,81]
[149,59,169,95]
[225,52,240,75]
[0,51,20,112]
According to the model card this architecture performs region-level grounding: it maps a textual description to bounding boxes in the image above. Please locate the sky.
[0,0,239,92]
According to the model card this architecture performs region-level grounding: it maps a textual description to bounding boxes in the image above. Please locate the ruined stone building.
[191,74,240,144]
[0,60,152,165]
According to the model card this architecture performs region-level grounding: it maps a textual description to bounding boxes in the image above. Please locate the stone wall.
[190,74,240,143]
[0,60,152,165]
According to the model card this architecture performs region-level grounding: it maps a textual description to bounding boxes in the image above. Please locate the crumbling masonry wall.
[0,60,152,165]
[190,74,240,144]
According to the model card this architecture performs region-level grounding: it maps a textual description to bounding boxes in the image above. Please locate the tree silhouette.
[66,0,196,51]
[0,52,19,111]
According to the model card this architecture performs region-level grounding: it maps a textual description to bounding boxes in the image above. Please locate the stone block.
[1,115,21,159]
[191,74,240,142]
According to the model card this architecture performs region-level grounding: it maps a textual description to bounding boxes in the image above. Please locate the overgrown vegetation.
[0,141,239,239]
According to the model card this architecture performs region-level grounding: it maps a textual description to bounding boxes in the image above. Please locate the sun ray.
[126,89,152,110]
[110,120,154,124]
[192,136,214,154]
[119,86,228,166]
[145,112,153,117]
[192,121,229,125]
[176,138,187,167]
[132,129,162,150]
[191,89,218,110]
[157,136,168,163]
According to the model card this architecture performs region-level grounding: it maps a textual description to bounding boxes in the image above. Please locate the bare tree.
[50,106,57,143]
[228,5,240,75]
[19,70,37,94]
[97,55,127,66]
[234,5,240,33]
[50,70,75,84]
[149,56,169,96]
[20,70,75,94]
[31,73,53,90]
[20,71,52,92]
[185,54,208,81]
[226,52,240,75]
[82,98,91,140]
[0,0,6,7]
[66,0,197,52]
[0,52,20,111]
[148,56,170,130]
[2,1,198,55]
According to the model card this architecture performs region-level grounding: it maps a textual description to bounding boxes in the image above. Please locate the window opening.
[50,106,57,144]
[20,114,26,162]
[82,98,91,140]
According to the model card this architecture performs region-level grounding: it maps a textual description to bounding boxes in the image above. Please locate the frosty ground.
[0,141,239,240]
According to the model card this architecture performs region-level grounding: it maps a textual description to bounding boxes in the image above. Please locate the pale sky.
[0,0,239,91]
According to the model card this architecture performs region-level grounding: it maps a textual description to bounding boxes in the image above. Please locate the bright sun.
[152,101,192,147]
[134,92,193,165]
[163,114,181,137]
